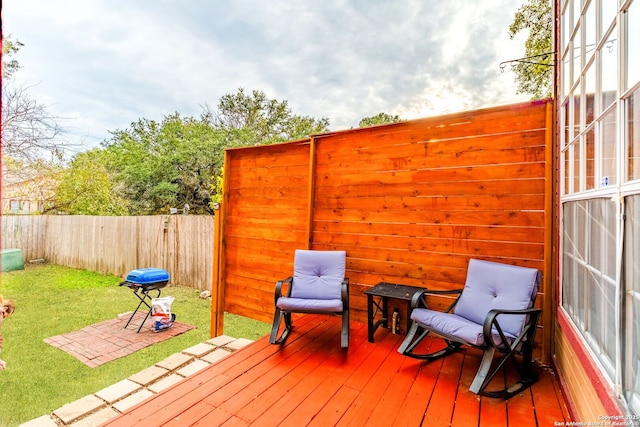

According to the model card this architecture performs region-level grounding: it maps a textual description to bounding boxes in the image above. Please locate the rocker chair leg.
[470,346,539,398]
[469,347,496,394]
[341,310,349,349]
[269,309,292,345]
[398,322,461,360]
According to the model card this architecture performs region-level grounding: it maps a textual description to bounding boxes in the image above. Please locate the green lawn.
[0,263,271,426]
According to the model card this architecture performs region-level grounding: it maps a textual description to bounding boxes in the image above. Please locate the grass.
[0,263,271,426]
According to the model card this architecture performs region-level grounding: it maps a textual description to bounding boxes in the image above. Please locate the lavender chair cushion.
[453,259,541,338]
[277,297,343,312]
[410,308,516,347]
[289,250,346,300]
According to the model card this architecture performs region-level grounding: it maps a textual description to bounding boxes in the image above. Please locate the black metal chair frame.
[397,289,541,399]
[269,276,350,349]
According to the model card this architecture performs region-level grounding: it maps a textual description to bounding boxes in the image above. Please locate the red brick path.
[44,312,195,367]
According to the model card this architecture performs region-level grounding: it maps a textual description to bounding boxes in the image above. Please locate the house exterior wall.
[554,0,640,420]
[1,167,56,215]
[1,179,50,215]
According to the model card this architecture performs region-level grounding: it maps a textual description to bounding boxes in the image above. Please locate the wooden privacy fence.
[1,215,214,290]
[213,100,554,362]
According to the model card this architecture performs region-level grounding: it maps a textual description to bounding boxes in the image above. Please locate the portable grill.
[119,268,170,332]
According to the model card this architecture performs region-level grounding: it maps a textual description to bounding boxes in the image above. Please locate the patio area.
[102,314,570,426]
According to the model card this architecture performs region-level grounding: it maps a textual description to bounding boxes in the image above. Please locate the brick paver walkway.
[44,312,195,367]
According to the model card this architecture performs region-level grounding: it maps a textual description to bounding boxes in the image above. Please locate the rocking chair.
[397,258,542,398]
[269,250,349,348]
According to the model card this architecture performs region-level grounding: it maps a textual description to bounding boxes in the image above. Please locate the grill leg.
[136,289,162,333]
[124,288,161,332]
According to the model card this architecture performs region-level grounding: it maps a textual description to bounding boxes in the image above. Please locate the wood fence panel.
[216,100,553,360]
[0,215,47,261]
[1,215,213,290]
[171,216,214,290]
[221,142,311,323]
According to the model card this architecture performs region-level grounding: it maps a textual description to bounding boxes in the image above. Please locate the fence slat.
[1,215,213,290]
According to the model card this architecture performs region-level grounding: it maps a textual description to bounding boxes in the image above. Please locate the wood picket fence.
[1,215,213,290]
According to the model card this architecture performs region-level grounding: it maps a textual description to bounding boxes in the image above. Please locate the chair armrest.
[483,307,542,348]
[274,276,293,304]
[341,278,349,310]
[410,289,463,311]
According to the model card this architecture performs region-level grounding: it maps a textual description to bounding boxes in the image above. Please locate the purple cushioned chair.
[397,259,542,398]
[269,250,349,348]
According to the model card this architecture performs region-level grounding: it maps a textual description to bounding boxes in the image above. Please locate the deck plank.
[450,351,482,427]
[239,330,346,424]
[530,367,572,425]
[422,351,464,426]
[335,334,407,426]
[101,315,571,427]
[392,357,443,427]
[205,318,339,413]
[163,401,217,426]
[276,324,369,426]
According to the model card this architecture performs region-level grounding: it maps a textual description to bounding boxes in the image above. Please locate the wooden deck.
[101,314,571,427]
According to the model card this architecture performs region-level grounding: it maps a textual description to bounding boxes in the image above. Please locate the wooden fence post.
[211,202,225,337]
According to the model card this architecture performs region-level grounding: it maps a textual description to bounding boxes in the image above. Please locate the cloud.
[3,0,529,150]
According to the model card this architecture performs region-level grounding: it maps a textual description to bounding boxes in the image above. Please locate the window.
[601,29,618,112]
[586,61,596,125]
[627,0,640,90]
[562,199,617,377]
[625,196,640,414]
[575,22,583,82]
[560,0,640,416]
[629,88,640,181]
[602,0,617,38]
[601,106,617,187]
[585,1,596,62]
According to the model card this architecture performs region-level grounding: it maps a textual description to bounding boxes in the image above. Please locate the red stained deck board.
[237,335,345,424]
[101,314,571,427]
[530,367,572,425]
[335,335,408,426]
[205,317,339,411]
[246,323,369,425]
[365,356,428,426]
[449,351,482,427]
[162,401,216,427]
[422,351,465,426]
[392,358,445,427]
[479,395,509,427]
[506,393,538,427]
[119,317,324,427]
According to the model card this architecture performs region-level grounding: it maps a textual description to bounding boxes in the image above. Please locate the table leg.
[367,294,375,342]
[382,296,389,329]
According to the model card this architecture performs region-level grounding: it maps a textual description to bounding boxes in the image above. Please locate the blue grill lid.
[125,268,170,284]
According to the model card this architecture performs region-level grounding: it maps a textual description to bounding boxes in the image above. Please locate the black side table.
[364,282,425,343]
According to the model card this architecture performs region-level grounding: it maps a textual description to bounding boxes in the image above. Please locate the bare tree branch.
[1,82,78,163]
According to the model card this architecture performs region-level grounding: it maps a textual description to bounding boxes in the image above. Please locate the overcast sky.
[3,0,530,151]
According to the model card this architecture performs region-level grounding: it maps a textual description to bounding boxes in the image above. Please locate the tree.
[102,113,225,215]
[1,35,72,164]
[51,89,330,215]
[2,84,67,163]
[2,36,24,79]
[508,0,553,99]
[358,113,402,128]
[204,88,330,146]
[53,150,129,215]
